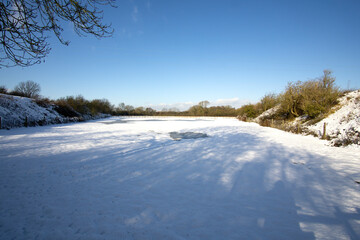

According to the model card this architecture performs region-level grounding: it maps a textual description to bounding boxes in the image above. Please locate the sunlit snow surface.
[1,117,360,239]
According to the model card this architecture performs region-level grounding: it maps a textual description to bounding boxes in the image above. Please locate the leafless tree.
[0,85,7,93]
[199,100,210,108]
[0,0,115,67]
[13,80,40,98]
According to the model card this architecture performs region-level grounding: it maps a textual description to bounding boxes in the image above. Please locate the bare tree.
[13,80,41,98]
[117,102,126,111]
[0,0,115,67]
[198,100,210,108]
[0,85,7,93]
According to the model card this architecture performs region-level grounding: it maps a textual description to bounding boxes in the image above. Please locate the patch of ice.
[169,131,209,140]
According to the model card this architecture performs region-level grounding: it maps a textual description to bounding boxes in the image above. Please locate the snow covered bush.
[331,127,360,147]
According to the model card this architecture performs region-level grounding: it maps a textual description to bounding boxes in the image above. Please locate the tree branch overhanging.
[0,0,115,67]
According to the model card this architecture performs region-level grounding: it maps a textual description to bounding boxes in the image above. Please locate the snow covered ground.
[308,90,360,146]
[1,117,360,239]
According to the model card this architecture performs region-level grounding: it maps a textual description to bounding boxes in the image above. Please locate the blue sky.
[1,0,360,110]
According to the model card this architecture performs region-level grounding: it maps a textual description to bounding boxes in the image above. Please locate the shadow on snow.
[1,124,359,239]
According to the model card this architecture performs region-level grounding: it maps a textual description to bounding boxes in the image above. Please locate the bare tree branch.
[0,0,115,67]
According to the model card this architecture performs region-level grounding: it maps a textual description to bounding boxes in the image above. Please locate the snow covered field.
[1,117,360,239]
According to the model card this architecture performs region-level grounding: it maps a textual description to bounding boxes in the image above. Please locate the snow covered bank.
[307,90,360,146]
[1,117,359,239]
[0,94,109,129]
[0,94,64,128]
[250,90,360,147]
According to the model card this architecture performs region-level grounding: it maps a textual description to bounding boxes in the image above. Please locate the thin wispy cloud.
[132,6,138,22]
[147,98,251,111]
[148,102,195,111]
[210,98,251,108]
[146,1,151,11]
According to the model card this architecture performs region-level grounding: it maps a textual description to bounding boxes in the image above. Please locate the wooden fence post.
[322,122,327,139]
[0,116,2,129]
[25,116,28,127]
[297,122,300,134]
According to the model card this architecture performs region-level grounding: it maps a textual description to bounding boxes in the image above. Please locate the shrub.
[237,104,259,119]
[35,97,52,108]
[188,105,205,116]
[279,81,303,118]
[279,70,339,119]
[207,106,237,116]
[55,96,114,117]
[58,95,90,115]
[0,85,8,94]
[301,70,339,118]
[54,99,80,118]
[88,99,114,115]
[259,93,280,112]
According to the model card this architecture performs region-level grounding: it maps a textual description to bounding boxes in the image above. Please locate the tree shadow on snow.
[1,125,360,239]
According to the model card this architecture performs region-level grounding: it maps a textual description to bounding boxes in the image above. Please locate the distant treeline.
[0,70,349,119]
[0,84,239,117]
[52,96,240,117]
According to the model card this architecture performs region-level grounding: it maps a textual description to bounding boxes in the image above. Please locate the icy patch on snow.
[169,131,209,140]
[100,119,128,124]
